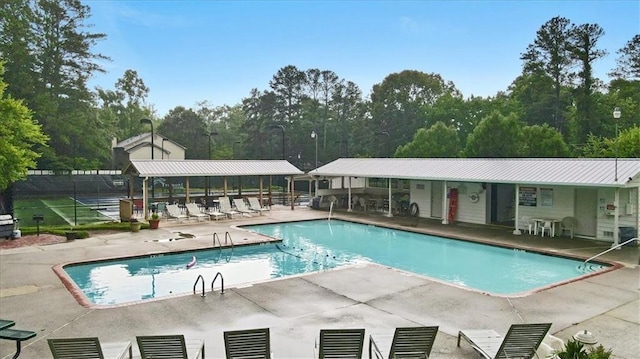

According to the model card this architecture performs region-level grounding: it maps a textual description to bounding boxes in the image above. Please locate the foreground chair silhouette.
[315,328,365,359]
[136,334,204,359]
[48,337,132,359]
[224,327,271,359]
[369,326,439,359]
[457,323,551,359]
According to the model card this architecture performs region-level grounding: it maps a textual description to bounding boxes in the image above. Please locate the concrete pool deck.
[1,205,638,359]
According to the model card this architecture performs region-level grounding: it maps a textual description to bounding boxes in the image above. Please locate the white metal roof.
[310,158,640,188]
[126,160,304,177]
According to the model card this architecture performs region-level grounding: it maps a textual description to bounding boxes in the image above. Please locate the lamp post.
[161,138,168,159]
[613,107,621,182]
[269,124,286,204]
[311,130,318,196]
[378,131,390,157]
[140,118,154,199]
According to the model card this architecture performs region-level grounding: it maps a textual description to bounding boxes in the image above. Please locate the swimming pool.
[61,219,608,305]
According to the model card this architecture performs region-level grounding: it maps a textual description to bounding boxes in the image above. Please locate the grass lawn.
[14,197,113,226]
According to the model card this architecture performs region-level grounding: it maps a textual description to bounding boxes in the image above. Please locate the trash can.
[312,197,320,210]
[619,226,637,246]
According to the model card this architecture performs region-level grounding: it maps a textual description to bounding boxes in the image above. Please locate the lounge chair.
[560,216,578,238]
[207,206,227,221]
[136,334,204,359]
[224,327,271,359]
[233,198,257,217]
[248,197,270,215]
[185,203,209,222]
[457,323,551,359]
[219,197,240,219]
[369,326,439,359]
[315,328,365,359]
[48,337,132,359]
[166,204,189,223]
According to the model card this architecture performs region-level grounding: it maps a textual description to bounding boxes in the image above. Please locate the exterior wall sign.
[519,187,537,206]
[540,188,554,207]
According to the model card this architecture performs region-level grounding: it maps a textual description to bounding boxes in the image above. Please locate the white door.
[575,188,597,237]
[431,181,443,218]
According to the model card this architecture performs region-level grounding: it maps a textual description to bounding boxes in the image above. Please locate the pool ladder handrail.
[193,274,206,297]
[213,232,222,248]
[328,201,334,221]
[211,272,224,294]
[224,231,234,247]
[580,237,639,270]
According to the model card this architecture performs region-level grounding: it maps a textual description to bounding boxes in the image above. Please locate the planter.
[149,219,160,230]
[65,231,77,241]
[130,222,142,232]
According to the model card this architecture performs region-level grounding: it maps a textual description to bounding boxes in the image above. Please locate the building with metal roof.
[123,159,304,218]
[306,158,640,246]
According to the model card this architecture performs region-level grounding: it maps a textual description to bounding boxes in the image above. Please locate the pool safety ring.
[409,202,419,217]
[469,192,480,203]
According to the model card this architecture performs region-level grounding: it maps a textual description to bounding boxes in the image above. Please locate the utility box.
[619,226,637,246]
[119,199,133,222]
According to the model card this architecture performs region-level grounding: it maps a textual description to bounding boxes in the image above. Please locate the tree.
[157,107,208,159]
[569,23,607,144]
[0,62,49,190]
[521,124,570,157]
[582,126,640,158]
[395,122,460,158]
[369,70,456,153]
[609,34,640,80]
[520,16,575,133]
[464,111,524,157]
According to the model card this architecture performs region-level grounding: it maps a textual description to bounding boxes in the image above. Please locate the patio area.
[1,205,638,358]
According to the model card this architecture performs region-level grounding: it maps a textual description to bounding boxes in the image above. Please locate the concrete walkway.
[1,206,638,358]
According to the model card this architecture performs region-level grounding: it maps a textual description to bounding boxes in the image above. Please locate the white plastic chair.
[540,221,552,237]
[561,216,578,238]
[521,216,535,235]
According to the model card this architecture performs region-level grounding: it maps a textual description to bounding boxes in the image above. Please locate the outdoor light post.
[269,124,286,204]
[161,138,167,159]
[311,130,318,195]
[140,118,154,199]
[378,131,390,157]
[613,107,621,182]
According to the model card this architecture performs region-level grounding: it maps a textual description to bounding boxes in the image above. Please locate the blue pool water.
[63,220,606,305]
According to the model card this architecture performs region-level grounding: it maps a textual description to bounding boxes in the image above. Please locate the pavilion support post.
[142,177,149,220]
[308,180,312,207]
[238,176,242,196]
[613,187,620,247]
[223,177,228,197]
[442,181,449,224]
[513,184,522,235]
[386,178,393,217]
[268,176,273,207]
[348,177,353,212]
[290,175,295,210]
[185,177,190,203]
[259,176,263,204]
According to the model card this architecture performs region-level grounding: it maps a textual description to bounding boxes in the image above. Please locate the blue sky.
[86,1,640,117]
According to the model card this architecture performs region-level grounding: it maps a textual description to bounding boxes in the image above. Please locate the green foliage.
[464,111,524,157]
[521,124,570,157]
[395,122,460,158]
[555,339,613,359]
[0,62,49,190]
[580,127,640,158]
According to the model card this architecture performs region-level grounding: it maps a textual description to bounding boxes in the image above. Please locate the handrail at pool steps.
[224,231,234,247]
[213,232,222,248]
[211,272,225,294]
[579,237,639,271]
[193,274,206,297]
